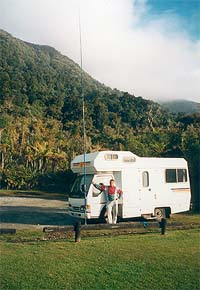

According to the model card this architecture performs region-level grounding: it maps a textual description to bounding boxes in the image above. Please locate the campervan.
[68,151,191,221]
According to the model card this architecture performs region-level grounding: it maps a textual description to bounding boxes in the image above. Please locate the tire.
[154,208,166,219]
[99,206,108,224]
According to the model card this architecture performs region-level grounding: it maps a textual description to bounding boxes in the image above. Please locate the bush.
[0,166,76,194]
[36,170,76,193]
[0,166,38,190]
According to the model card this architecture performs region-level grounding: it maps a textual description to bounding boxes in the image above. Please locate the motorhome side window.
[177,169,187,182]
[142,171,149,187]
[104,154,118,160]
[166,169,187,183]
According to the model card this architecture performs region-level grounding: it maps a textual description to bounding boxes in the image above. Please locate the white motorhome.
[68,151,191,221]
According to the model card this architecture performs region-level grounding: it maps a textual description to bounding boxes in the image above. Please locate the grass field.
[0,227,199,290]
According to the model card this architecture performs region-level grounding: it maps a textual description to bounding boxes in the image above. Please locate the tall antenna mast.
[78,7,87,224]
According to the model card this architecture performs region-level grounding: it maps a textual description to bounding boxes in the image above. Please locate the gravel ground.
[0,196,68,208]
[0,193,74,229]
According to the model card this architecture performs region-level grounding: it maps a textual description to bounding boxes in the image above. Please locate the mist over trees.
[0,30,199,210]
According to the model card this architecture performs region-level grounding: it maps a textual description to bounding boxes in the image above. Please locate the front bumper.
[69,210,91,219]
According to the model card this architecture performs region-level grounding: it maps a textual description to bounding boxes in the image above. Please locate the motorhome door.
[139,170,153,215]
[122,169,141,218]
[91,174,113,218]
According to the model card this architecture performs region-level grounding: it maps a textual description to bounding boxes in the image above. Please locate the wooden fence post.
[160,218,167,235]
[74,221,81,242]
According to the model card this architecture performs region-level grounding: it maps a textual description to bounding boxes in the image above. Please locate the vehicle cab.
[69,173,114,220]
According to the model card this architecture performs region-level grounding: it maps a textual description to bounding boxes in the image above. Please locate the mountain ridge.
[159,99,200,114]
[1,29,197,113]
[0,29,170,131]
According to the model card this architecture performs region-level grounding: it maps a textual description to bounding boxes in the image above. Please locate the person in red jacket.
[107,179,122,224]
[93,179,122,224]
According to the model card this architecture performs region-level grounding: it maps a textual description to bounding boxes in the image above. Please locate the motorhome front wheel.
[154,208,166,219]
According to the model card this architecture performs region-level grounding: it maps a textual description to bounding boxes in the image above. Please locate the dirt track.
[0,192,74,229]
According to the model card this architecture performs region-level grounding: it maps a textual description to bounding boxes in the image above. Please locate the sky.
[0,0,199,102]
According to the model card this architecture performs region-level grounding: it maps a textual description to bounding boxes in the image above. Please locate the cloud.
[0,0,199,101]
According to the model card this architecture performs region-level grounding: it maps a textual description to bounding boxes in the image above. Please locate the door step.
[141,214,156,220]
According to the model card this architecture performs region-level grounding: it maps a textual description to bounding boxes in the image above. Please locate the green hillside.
[161,100,200,114]
[0,30,199,210]
[0,29,170,128]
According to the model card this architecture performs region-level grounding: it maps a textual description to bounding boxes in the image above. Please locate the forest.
[0,30,199,210]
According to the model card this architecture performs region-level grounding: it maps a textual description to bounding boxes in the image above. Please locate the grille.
[72,206,80,212]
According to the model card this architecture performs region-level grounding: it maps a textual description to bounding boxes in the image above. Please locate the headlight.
[80,205,91,213]
[80,205,85,212]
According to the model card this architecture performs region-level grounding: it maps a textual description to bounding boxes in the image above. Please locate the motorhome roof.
[71,151,187,174]
[71,151,137,173]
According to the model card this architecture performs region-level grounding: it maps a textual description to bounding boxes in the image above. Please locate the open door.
[91,174,113,218]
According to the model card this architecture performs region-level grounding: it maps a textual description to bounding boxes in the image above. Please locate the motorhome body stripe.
[73,161,91,167]
[171,188,190,192]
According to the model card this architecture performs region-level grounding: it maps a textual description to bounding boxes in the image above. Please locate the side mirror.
[81,184,87,193]
[92,190,101,197]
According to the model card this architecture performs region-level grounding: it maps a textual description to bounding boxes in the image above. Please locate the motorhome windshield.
[69,174,93,198]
